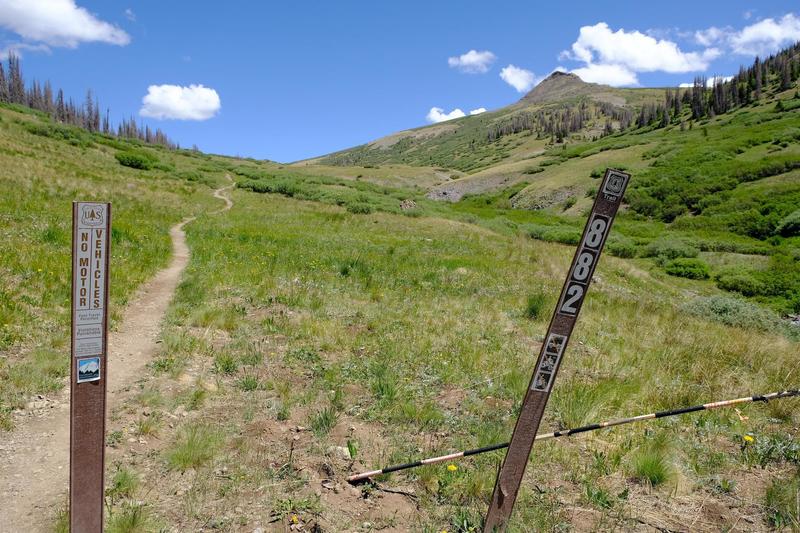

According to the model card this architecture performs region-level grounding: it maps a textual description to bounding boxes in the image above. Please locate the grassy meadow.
[95,183,799,531]
[0,60,797,531]
[0,103,224,429]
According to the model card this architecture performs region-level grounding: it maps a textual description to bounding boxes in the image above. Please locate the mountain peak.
[520,71,601,105]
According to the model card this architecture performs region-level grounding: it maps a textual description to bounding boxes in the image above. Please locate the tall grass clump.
[107,502,157,533]
[629,434,673,487]
[166,424,222,471]
[310,406,339,437]
[524,291,547,320]
[551,382,604,428]
[764,471,800,529]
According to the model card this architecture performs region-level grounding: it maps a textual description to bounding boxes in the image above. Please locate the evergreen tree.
[43,80,54,114]
[754,57,762,100]
[7,53,25,104]
[0,63,8,103]
[781,61,792,90]
[55,89,65,122]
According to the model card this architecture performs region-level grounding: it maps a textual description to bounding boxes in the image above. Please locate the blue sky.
[0,1,798,162]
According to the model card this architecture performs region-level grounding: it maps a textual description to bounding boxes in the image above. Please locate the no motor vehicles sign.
[70,201,111,532]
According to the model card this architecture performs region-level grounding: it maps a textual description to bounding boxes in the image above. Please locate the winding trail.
[0,177,234,532]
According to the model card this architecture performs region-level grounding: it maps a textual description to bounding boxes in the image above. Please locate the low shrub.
[115,151,156,170]
[24,122,91,146]
[664,258,710,279]
[681,295,787,334]
[346,202,373,214]
[527,224,582,245]
[714,270,765,296]
[641,237,699,261]
[776,209,800,237]
[606,237,638,258]
[524,166,544,175]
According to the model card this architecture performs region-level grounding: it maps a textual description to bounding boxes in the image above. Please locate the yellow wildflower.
[290,514,299,524]
[447,464,457,472]
[743,435,754,443]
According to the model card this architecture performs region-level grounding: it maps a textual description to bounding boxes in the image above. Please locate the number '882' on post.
[557,214,611,317]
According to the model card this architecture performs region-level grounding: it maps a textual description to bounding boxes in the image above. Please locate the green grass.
[106,502,157,533]
[309,406,338,437]
[0,105,224,429]
[765,471,800,529]
[166,424,222,471]
[136,186,797,530]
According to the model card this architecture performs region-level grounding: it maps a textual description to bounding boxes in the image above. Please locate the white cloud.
[124,8,135,22]
[448,49,496,74]
[694,26,730,47]
[140,84,221,121]
[678,75,734,88]
[565,23,717,74]
[571,63,639,86]
[0,0,130,48]
[426,107,465,123]
[500,64,536,92]
[0,41,50,58]
[692,13,800,57]
[730,13,800,56]
[469,107,486,115]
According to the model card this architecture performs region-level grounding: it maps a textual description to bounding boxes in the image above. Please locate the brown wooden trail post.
[70,201,111,533]
[483,169,630,531]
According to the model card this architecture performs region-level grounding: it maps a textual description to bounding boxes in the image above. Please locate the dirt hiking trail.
[0,177,234,532]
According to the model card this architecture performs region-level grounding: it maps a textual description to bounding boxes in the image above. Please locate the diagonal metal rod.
[346,389,799,483]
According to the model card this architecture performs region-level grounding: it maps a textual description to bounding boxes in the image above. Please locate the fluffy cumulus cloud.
[730,13,800,56]
[500,64,536,93]
[0,0,130,48]
[140,84,221,121]
[469,107,486,115]
[562,22,719,86]
[448,49,496,73]
[571,64,639,86]
[693,14,800,57]
[567,23,718,72]
[426,107,465,123]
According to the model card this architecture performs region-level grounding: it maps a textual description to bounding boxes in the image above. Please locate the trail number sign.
[70,201,111,533]
[484,169,630,531]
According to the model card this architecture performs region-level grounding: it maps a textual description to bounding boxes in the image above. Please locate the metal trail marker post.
[483,169,630,531]
[70,201,111,533]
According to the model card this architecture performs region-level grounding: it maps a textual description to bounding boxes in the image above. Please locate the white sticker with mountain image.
[76,356,101,383]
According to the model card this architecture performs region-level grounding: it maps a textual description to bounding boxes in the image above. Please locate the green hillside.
[294,45,800,317]
[314,72,663,174]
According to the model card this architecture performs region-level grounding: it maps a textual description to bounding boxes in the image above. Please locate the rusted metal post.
[483,169,630,531]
